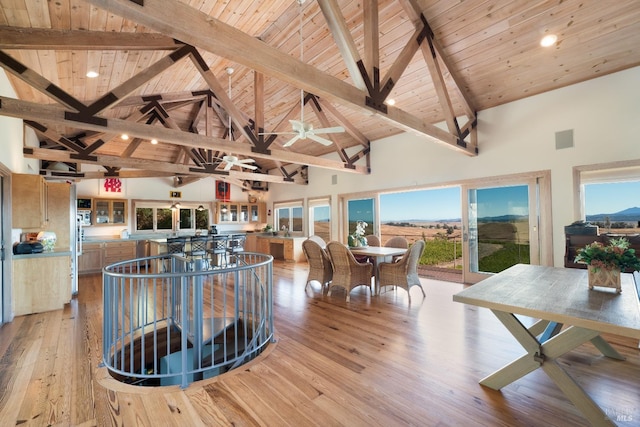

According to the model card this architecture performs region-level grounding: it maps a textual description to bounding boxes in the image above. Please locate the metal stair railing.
[102,251,274,388]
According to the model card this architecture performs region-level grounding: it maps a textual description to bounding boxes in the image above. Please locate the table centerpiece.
[574,237,640,293]
[348,220,368,247]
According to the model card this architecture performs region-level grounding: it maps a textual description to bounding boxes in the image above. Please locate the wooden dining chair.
[302,238,332,292]
[378,240,425,303]
[326,241,373,302]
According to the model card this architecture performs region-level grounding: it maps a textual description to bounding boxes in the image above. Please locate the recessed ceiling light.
[540,34,557,47]
[150,139,158,145]
[121,134,129,140]
[86,70,99,78]
[386,98,396,106]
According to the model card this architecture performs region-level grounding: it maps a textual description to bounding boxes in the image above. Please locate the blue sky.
[356,180,640,222]
[380,188,461,221]
[584,181,640,215]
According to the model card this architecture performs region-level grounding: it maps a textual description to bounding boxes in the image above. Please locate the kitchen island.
[12,249,72,316]
[256,235,305,262]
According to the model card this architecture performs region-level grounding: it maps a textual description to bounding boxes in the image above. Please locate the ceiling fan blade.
[306,134,333,146]
[312,126,345,134]
[239,163,258,170]
[223,162,233,171]
[282,135,301,147]
[237,159,255,164]
[258,131,297,136]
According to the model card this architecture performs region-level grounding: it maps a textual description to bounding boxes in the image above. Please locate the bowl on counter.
[36,231,57,251]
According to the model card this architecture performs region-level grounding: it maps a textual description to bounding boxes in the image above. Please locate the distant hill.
[586,206,640,222]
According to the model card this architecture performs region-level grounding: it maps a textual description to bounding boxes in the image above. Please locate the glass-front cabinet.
[215,202,266,224]
[94,199,127,225]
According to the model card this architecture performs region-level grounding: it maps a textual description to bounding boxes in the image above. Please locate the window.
[133,201,210,233]
[347,198,375,236]
[309,198,331,241]
[274,201,303,233]
[578,164,640,234]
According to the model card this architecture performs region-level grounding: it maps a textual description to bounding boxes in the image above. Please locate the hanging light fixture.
[170,202,178,210]
[197,204,205,211]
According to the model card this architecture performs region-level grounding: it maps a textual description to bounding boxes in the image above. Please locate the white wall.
[269,66,640,267]
[76,176,263,237]
[0,70,39,173]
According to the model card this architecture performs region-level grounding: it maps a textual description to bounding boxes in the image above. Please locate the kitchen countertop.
[13,248,72,259]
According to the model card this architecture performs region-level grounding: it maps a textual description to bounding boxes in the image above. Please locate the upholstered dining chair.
[302,238,333,292]
[326,241,373,302]
[378,240,426,303]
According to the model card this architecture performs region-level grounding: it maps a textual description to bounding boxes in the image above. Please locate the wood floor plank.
[0,261,638,426]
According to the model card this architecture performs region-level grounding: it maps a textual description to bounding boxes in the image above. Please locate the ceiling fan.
[218,66,257,171]
[219,155,257,171]
[260,0,344,148]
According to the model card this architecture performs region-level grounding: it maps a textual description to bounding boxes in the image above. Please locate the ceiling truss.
[0,0,478,186]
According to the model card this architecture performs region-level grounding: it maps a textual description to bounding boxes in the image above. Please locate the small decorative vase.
[588,266,621,293]
[358,236,368,247]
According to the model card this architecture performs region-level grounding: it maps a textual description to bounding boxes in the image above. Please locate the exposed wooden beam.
[0,96,368,174]
[363,1,379,81]
[0,26,183,50]
[84,0,476,156]
[24,147,304,184]
[316,0,367,91]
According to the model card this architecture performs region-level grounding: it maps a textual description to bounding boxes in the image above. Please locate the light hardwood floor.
[1,261,639,426]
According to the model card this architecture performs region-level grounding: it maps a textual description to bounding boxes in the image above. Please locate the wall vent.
[555,129,574,149]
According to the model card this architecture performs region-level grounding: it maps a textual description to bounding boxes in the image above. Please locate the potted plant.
[348,220,368,247]
[574,237,640,293]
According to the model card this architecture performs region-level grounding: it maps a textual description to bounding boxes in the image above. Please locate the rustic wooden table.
[453,264,640,427]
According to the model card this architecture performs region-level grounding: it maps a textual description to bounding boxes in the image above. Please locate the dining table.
[453,263,640,427]
[349,246,407,294]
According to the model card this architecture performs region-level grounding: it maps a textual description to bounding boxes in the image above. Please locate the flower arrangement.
[348,220,368,247]
[574,237,640,272]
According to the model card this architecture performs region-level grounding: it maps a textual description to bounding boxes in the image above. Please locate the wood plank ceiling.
[0,0,639,189]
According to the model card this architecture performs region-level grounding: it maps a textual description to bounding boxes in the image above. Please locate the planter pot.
[587,266,621,293]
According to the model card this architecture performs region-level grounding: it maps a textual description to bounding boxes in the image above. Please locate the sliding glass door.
[462,174,549,283]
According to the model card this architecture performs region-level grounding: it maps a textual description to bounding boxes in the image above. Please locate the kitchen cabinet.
[78,242,103,274]
[94,199,127,226]
[45,182,72,250]
[245,234,257,252]
[12,174,46,230]
[104,241,136,266]
[214,202,266,224]
[13,255,71,315]
[78,240,136,274]
[255,236,305,262]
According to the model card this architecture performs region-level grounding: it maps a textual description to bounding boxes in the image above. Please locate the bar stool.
[226,234,246,265]
[208,235,229,269]
[164,237,186,272]
[186,235,209,270]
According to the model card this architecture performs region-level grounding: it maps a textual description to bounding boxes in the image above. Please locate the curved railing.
[102,252,274,388]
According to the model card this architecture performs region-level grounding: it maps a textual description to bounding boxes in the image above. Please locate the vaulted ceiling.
[0,0,639,191]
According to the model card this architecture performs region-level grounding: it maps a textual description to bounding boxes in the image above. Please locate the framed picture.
[216,180,230,201]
